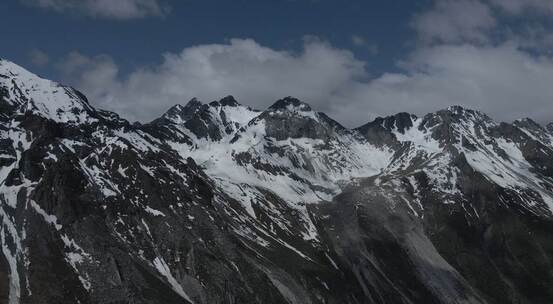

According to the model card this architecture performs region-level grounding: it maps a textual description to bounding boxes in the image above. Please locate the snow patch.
[153,257,194,303]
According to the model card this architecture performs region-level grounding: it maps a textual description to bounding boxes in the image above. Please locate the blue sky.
[2,0,553,126]
[0,0,426,77]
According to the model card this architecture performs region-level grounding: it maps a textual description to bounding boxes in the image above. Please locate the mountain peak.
[354,112,417,146]
[513,117,544,130]
[269,97,312,112]
[546,122,553,133]
[158,98,203,124]
[218,95,240,107]
[154,95,260,141]
[362,112,417,134]
[0,58,96,124]
[444,105,485,116]
[249,97,348,141]
[425,105,491,126]
[185,97,202,108]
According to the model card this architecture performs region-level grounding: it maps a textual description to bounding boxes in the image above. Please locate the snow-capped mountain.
[1,58,553,304]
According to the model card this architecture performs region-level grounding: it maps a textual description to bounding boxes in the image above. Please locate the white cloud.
[58,39,367,123]
[57,51,122,107]
[344,43,553,124]
[28,49,50,66]
[59,38,553,127]
[22,0,169,19]
[411,0,496,44]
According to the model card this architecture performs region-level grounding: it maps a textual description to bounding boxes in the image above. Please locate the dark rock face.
[257,97,347,141]
[2,59,553,304]
[358,112,416,134]
[312,177,487,304]
[355,112,417,147]
[147,96,259,143]
[218,95,240,107]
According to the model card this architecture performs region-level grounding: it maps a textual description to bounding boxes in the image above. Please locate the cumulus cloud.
[58,39,367,123]
[343,43,553,124]
[57,52,122,107]
[58,38,553,127]
[411,0,496,44]
[28,49,50,66]
[22,0,169,19]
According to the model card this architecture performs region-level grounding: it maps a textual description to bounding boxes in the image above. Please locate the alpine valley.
[1,58,553,304]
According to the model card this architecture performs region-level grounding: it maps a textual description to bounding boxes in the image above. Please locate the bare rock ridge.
[2,58,553,304]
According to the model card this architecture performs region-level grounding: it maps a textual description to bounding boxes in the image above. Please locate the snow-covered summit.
[150,95,260,142]
[0,59,96,124]
[244,97,350,142]
[423,105,492,128]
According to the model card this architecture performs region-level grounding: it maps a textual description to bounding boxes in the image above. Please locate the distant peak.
[513,117,543,129]
[379,112,417,130]
[356,112,417,135]
[219,95,240,107]
[269,97,312,112]
[446,105,477,114]
[159,98,203,124]
[185,97,202,108]
[379,112,417,123]
[167,98,203,114]
[431,105,489,122]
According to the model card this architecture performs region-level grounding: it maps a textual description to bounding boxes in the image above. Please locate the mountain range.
[1,58,553,304]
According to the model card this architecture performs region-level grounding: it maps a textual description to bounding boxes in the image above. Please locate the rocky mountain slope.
[1,58,553,304]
